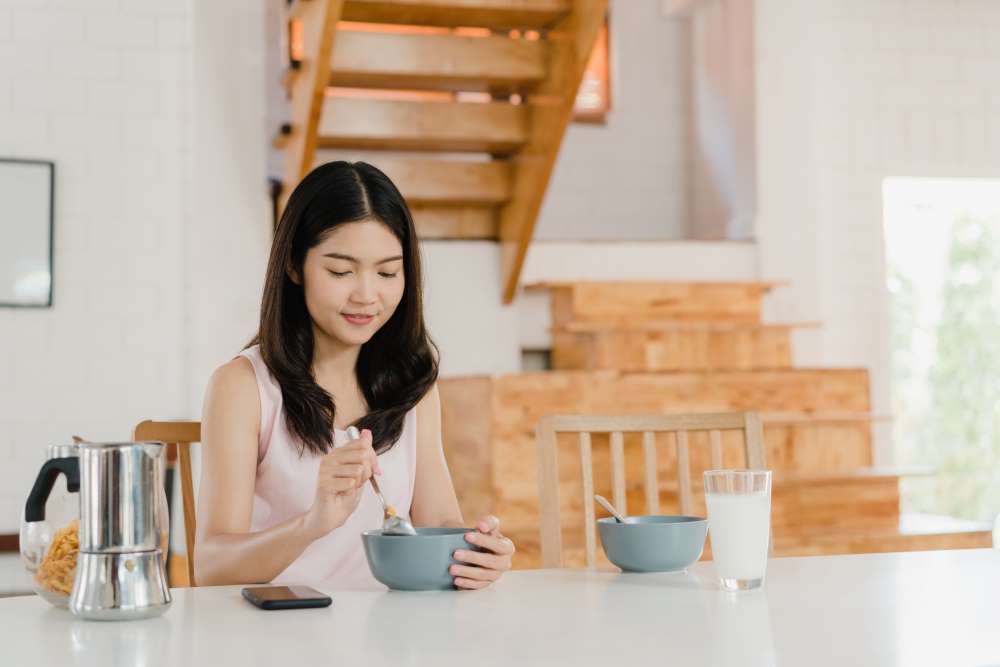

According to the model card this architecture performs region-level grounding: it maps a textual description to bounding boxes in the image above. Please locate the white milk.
[706,491,771,581]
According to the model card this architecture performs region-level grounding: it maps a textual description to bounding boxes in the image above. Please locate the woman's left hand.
[450,515,515,590]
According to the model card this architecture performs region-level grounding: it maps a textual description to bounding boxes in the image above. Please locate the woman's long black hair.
[250,161,438,456]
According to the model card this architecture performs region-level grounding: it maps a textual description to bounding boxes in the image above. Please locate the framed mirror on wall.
[0,158,54,308]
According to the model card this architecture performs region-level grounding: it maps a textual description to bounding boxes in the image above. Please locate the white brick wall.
[0,0,268,542]
[755,0,1000,464]
[0,0,196,532]
[0,11,11,41]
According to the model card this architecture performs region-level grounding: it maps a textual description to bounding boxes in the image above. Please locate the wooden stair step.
[614,427,878,491]
[759,414,888,476]
[318,96,528,153]
[762,411,892,425]
[411,205,498,239]
[300,153,508,238]
[552,324,804,372]
[367,156,508,239]
[559,321,820,333]
[341,0,571,30]
[774,465,932,485]
[490,368,872,418]
[365,156,512,206]
[330,29,546,93]
[539,282,787,327]
[765,418,874,471]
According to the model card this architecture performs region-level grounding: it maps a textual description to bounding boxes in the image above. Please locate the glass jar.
[19,443,80,607]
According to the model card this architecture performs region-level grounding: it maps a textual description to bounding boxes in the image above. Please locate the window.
[574,21,610,123]
[884,177,1000,525]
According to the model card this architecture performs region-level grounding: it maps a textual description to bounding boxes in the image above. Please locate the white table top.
[2,549,999,666]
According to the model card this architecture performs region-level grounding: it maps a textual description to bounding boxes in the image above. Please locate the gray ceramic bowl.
[598,515,707,572]
[362,527,479,591]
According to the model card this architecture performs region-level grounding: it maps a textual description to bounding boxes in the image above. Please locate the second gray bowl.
[598,515,707,572]
[362,527,479,591]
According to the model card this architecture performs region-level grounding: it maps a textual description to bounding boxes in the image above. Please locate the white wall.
[422,241,521,376]
[187,0,271,416]
[753,0,823,363]
[689,0,756,240]
[754,0,1000,464]
[0,0,195,532]
[0,0,270,535]
[534,0,690,241]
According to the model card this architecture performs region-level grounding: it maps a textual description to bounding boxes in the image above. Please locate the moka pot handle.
[24,457,80,523]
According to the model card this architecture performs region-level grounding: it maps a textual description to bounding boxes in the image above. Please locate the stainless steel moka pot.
[24,441,172,621]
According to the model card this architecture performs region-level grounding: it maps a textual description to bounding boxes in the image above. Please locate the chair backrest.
[133,420,201,587]
[535,412,766,568]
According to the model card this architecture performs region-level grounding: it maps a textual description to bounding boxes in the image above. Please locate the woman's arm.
[409,383,464,528]
[194,358,321,586]
[409,384,514,590]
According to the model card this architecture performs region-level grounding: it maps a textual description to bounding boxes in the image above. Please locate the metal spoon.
[594,494,629,523]
[346,426,417,536]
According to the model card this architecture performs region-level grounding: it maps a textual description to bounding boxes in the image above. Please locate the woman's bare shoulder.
[204,356,259,420]
[210,356,256,390]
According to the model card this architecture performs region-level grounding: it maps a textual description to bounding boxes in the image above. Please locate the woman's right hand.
[303,429,381,539]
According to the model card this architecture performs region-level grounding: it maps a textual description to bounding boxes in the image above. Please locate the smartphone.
[241,585,332,611]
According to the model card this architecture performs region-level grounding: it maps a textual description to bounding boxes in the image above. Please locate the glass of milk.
[704,469,772,591]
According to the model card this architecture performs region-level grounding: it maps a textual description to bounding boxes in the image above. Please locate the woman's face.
[296,219,406,348]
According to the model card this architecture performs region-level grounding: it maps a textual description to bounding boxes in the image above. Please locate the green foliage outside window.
[890,215,1000,521]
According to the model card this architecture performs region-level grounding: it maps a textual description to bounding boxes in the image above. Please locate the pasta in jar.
[34,519,79,597]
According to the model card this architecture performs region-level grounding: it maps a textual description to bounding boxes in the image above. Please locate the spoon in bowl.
[346,426,417,536]
[594,494,629,523]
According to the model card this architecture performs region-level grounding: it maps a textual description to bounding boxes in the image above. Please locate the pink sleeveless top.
[239,345,418,591]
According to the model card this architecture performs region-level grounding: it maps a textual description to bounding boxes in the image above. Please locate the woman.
[196,161,514,590]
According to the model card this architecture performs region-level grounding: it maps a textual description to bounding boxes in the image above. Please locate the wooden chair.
[535,412,767,568]
[133,420,201,587]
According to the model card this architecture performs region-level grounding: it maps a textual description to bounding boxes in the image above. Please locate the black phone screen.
[241,585,332,610]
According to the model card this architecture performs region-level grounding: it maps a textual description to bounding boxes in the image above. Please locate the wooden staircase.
[278,0,607,302]
[547,282,818,371]
[439,281,993,568]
